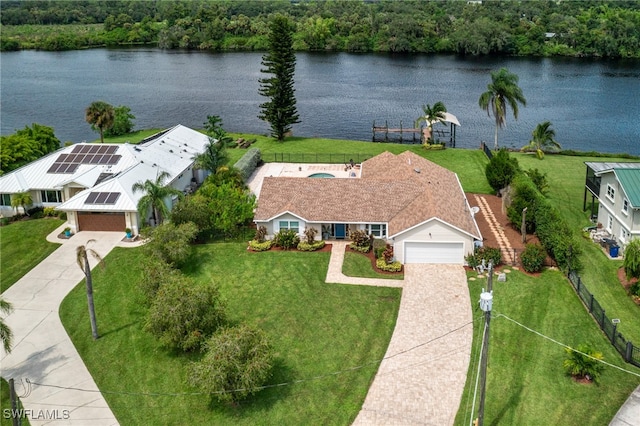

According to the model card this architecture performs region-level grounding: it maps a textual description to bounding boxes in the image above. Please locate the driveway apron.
[326,242,473,425]
[1,230,124,426]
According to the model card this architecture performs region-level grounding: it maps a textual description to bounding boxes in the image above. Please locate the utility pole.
[476,261,494,426]
[9,378,19,426]
[521,207,528,243]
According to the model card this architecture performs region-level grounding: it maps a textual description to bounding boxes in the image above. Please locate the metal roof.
[614,169,640,208]
[585,161,640,175]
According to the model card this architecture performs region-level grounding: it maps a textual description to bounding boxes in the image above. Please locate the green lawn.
[514,152,640,343]
[0,378,30,426]
[455,268,640,426]
[342,251,403,280]
[60,243,401,425]
[0,218,63,292]
[98,128,164,144]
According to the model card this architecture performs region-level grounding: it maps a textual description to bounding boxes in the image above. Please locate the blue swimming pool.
[308,173,335,178]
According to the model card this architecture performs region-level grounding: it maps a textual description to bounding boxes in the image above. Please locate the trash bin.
[610,245,619,258]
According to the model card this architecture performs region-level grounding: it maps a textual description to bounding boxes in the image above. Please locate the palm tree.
[523,121,561,159]
[85,101,115,143]
[479,68,527,149]
[193,138,229,174]
[415,102,447,144]
[0,297,13,353]
[10,191,32,216]
[77,240,104,340]
[563,344,604,384]
[132,171,182,226]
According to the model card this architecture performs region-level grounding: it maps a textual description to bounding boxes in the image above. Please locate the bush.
[142,222,199,267]
[233,148,261,181]
[520,243,547,273]
[534,198,581,271]
[146,281,226,352]
[506,174,540,234]
[468,246,503,267]
[188,324,274,404]
[350,229,370,247]
[376,258,402,272]
[629,282,640,297]
[273,229,300,250]
[248,239,273,251]
[563,344,605,384]
[303,227,318,244]
[138,257,183,303]
[382,244,394,263]
[623,238,640,280]
[297,240,325,251]
[43,207,57,217]
[525,168,549,196]
[372,238,386,258]
[254,225,267,243]
[485,148,521,192]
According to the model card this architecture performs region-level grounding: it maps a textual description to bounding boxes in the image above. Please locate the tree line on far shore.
[1,0,639,58]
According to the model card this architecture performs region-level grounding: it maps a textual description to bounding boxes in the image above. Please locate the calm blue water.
[1,49,639,154]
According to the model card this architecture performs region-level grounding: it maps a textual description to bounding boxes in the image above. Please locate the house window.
[366,224,387,238]
[622,199,629,215]
[0,194,11,206]
[606,184,615,202]
[279,220,299,233]
[607,215,613,232]
[620,228,630,243]
[40,190,62,203]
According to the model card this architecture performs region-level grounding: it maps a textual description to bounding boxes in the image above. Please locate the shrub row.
[376,258,402,272]
[297,240,325,251]
[249,240,273,251]
[233,148,261,181]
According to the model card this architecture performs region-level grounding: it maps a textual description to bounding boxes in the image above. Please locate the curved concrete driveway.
[1,225,138,425]
[326,242,473,425]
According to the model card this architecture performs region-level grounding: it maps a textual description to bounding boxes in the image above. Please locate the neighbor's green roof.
[614,168,640,208]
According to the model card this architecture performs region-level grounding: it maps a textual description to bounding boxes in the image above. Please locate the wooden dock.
[372,120,424,143]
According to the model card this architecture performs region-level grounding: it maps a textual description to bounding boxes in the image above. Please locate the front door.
[335,224,346,239]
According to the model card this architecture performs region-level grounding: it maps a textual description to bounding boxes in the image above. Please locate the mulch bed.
[344,245,404,276]
[617,267,640,305]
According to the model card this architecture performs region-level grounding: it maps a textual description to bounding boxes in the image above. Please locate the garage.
[77,212,126,232]
[404,241,464,264]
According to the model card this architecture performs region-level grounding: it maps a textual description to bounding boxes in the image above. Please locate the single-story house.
[0,125,211,234]
[254,151,482,264]
[584,161,640,246]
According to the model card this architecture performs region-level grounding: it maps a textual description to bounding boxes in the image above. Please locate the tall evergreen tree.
[258,15,300,141]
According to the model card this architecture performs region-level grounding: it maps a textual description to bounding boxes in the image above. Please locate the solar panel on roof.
[79,145,92,154]
[98,155,111,165]
[89,155,101,164]
[57,154,69,162]
[47,163,61,173]
[106,146,118,154]
[84,192,121,205]
[97,146,108,154]
[108,155,121,165]
[71,145,83,153]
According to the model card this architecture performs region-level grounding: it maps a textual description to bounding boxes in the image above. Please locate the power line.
[494,312,640,378]
[24,318,477,399]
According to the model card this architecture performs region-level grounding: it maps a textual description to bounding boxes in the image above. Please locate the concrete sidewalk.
[610,385,640,426]
[0,225,137,425]
[326,242,473,425]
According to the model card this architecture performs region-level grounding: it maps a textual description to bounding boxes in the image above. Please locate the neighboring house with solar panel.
[0,125,211,234]
[583,162,640,247]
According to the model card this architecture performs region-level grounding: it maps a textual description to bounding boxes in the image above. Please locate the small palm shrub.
[563,344,604,384]
[623,238,640,280]
[254,225,267,243]
[274,229,300,250]
[520,243,547,273]
[373,239,386,259]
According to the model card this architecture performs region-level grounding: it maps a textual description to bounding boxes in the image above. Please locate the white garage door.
[404,241,464,264]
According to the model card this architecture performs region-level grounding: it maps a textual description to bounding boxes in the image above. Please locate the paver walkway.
[327,242,473,425]
[0,225,140,426]
[474,194,516,264]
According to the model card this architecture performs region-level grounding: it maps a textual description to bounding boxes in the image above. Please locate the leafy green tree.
[85,101,115,143]
[258,15,300,141]
[104,105,136,137]
[146,280,226,352]
[138,257,183,304]
[188,324,274,403]
[0,124,61,174]
[10,192,33,216]
[623,238,640,280]
[76,240,105,340]
[563,344,604,384]
[0,297,13,353]
[415,101,447,144]
[525,168,549,196]
[479,68,527,149]
[485,148,521,192]
[523,121,561,159]
[142,221,199,267]
[132,171,182,226]
[198,181,256,237]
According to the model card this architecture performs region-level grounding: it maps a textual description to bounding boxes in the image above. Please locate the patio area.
[247,162,361,197]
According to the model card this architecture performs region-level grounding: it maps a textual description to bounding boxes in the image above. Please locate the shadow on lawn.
[207,357,295,418]
[489,384,523,426]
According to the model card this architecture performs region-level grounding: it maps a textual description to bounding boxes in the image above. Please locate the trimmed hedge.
[376,258,402,272]
[234,148,261,181]
[506,174,539,234]
[349,243,371,253]
[249,240,272,251]
[521,243,547,273]
[297,240,325,251]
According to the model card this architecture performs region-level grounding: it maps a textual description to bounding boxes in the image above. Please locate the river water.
[1,48,639,154]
